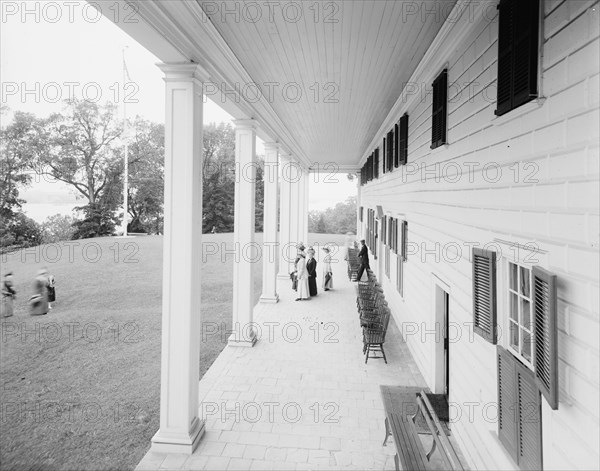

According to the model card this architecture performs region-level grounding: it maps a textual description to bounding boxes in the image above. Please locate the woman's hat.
[297,244,306,251]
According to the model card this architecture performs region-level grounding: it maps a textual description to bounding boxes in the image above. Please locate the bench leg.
[394,453,400,471]
[381,344,387,364]
[365,345,370,364]
[426,435,437,461]
[383,417,391,446]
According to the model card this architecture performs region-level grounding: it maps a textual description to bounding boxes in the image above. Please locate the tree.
[202,123,235,233]
[71,203,120,240]
[40,214,76,243]
[0,111,39,221]
[307,196,357,234]
[37,99,123,206]
[29,99,124,238]
[0,212,42,251]
[127,118,164,233]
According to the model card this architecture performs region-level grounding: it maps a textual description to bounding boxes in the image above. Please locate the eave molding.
[103,0,311,167]
[358,0,493,166]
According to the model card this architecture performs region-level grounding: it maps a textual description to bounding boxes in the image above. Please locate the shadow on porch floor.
[136,246,452,470]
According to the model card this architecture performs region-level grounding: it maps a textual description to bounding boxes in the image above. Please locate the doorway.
[430,280,450,423]
[433,279,450,397]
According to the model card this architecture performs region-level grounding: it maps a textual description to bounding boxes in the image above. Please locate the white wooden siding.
[360,1,599,469]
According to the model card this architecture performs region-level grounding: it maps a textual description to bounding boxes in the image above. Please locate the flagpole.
[121,46,129,237]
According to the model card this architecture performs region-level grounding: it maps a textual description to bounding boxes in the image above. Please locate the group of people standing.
[291,244,334,301]
[1,268,56,318]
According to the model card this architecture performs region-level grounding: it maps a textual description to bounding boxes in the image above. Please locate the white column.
[289,162,301,248]
[277,154,293,279]
[260,142,279,303]
[229,119,258,347]
[151,63,207,454]
[356,175,362,239]
[302,170,309,244]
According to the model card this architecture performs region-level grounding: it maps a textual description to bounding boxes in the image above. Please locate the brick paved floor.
[136,247,430,470]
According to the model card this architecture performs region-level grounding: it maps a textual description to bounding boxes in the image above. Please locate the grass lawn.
[0,232,349,471]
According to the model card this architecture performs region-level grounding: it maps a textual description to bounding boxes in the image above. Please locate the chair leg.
[381,344,387,364]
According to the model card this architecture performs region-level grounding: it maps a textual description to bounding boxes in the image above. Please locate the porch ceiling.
[197,0,456,167]
[106,0,457,167]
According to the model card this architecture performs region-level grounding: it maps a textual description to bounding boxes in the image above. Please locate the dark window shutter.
[382,216,386,244]
[382,137,387,174]
[399,114,409,165]
[513,0,539,107]
[394,123,399,167]
[374,149,379,179]
[495,0,539,116]
[496,0,514,116]
[497,346,543,471]
[387,129,394,172]
[401,220,408,261]
[431,69,447,149]
[497,346,519,461]
[472,248,497,344]
[532,266,558,410]
[515,359,543,471]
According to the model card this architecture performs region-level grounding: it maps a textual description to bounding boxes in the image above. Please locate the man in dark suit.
[356,239,370,281]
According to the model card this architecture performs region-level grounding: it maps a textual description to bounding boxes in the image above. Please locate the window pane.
[510,322,519,350]
[520,266,530,297]
[510,263,518,291]
[510,292,519,321]
[521,298,531,330]
[522,329,532,363]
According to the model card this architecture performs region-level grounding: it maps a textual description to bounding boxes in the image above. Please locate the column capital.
[157,62,210,83]
[233,118,259,131]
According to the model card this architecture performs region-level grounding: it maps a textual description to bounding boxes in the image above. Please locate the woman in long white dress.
[295,247,310,301]
[322,247,333,291]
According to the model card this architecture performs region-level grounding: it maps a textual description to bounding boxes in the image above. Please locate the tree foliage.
[127,118,164,234]
[308,196,357,234]
[201,122,265,233]
[39,99,123,205]
[0,212,42,252]
[40,214,76,244]
[0,111,39,220]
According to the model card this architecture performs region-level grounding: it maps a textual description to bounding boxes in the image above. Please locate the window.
[382,137,387,174]
[374,149,380,179]
[508,262,533,365]
[401,220,408,262]
[431,69,448,149]
[396,251,404,297]
[472,248,498,344]
[385,246,390,279]
[497,345,542,471]
[387,129,394,172]
[398,114,408,165]
[495,0,540,116]
[394,123,399,167]
[382,216,387,245]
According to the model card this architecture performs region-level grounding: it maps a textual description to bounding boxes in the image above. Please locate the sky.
[0,0,356,222]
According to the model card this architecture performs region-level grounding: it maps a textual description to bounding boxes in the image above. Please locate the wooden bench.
[382,389,464,471]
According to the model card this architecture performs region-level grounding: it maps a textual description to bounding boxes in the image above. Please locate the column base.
[259,294,279,303]
[150,417,204,454]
